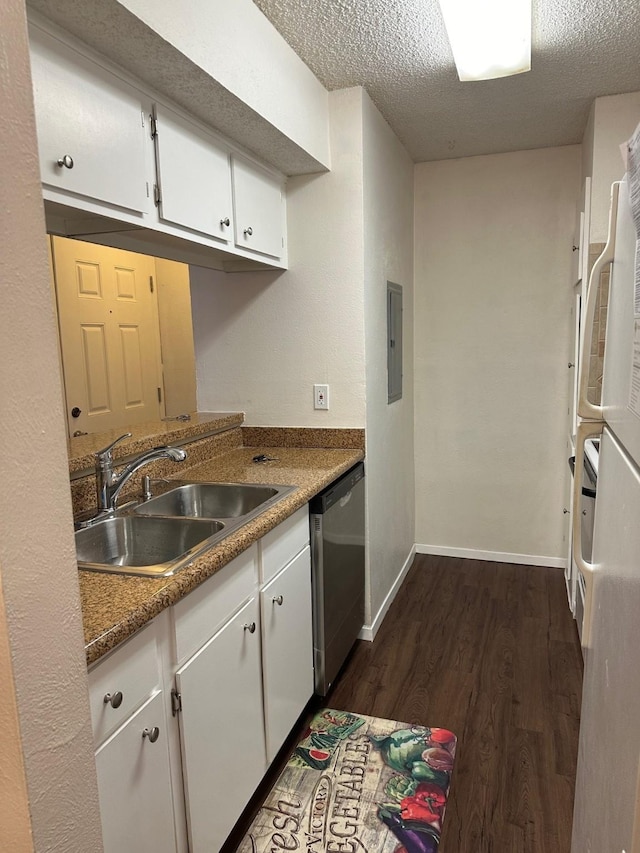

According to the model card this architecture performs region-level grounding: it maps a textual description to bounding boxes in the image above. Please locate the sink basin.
[77,481,296,577]
[135,482,288,519]
[76,515,224,577]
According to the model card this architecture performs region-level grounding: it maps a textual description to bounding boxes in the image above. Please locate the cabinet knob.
[243,621,256,633]
[56,154,74,169]
[142,726,160,743]
[568,362,575,369]
[220,217,230,227]
[103,691,123,709]
[563,508,570,514]
[243,226,253,237]
[272,595,284,606]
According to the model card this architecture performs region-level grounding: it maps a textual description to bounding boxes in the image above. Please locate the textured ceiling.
[253,0,640,162]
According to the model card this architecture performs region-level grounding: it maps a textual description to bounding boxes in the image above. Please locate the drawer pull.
[142,726,160,743]
[103,691,123,709]
[243,622,256,633]
[272,595,284,606]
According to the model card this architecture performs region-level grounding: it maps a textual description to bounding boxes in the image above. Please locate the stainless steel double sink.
[76,481,295,578]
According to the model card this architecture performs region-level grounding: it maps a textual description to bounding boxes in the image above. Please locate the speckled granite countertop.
[80,445,364,666]
[69,412,243,476]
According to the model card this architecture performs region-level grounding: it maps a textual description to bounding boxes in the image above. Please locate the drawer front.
[259,505,309,584]
[88,619,161,746]
[172,543,257,665]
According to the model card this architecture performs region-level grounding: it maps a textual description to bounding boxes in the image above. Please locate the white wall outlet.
[314,384,329,410]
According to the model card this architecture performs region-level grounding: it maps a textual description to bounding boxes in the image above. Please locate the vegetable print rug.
[237,708,457,853]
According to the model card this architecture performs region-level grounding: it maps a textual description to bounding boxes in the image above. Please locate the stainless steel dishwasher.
[309,462,365,696]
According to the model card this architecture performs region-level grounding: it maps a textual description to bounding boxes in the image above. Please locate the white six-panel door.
[52,237,163,435]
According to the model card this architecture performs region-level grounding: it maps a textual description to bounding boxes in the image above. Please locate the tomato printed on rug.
[236,708,457,853]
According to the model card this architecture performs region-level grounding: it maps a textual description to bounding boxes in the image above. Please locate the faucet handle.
[95,433,132,465]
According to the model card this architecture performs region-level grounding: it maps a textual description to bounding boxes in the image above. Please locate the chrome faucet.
[95,433,187,514]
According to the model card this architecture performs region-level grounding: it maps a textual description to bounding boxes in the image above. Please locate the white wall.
[414,146,581,564]
[192,87,416,636]
[584,92,640,242]
[191,88,366,428]
[361,92,415,628]
[1,1,103,849]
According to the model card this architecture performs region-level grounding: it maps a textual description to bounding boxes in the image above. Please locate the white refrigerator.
[571,175,640,852]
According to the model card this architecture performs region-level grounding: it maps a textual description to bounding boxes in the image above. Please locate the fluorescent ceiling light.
[437,0,532,81]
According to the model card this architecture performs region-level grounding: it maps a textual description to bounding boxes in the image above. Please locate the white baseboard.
[415,543,566,570]
[359,545,416,643]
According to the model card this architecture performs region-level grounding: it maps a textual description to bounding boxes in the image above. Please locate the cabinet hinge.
[153,184,161,207]
[171,688,182,717]
[141,110,145,128]
[150,114,158,140]
[149,275,154,293]
[157,386,162,404]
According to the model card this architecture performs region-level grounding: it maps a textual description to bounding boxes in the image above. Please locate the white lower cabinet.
[95,690,177,853]
[88,508,313,852]
[176,596,266,853]
[261,544,314,763]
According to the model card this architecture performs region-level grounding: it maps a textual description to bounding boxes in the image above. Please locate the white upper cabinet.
[153,105,234,242]
[29,25,148,215]
[232,155,285,259]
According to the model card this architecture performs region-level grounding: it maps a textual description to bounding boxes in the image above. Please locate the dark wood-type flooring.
[226,555,584,853]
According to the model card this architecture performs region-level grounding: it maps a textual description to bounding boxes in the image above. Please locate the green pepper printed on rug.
[237,709,457,853]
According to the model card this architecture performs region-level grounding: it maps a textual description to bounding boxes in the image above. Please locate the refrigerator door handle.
[577,181,620,422]
[572,420,605,647]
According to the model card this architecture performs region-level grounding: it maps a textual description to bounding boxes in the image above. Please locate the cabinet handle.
[243,226,253,237]
[243,621,256,633]
[272,595,284,606]
[220,217,230,227]
[142,726,160,743]
[103,691,123,709]
[56,154,74,169]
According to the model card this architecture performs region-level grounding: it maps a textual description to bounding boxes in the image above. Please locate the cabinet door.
[176,597,266,853]
[261,545,314,763]
[29,25,148,214]
[153,104,233,241]
[231,156,284,259]
[95,691,177,853]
